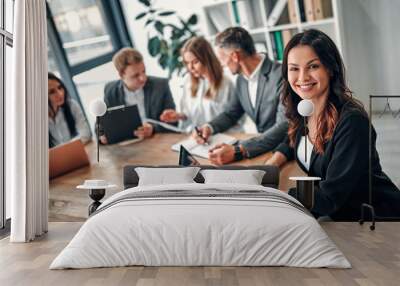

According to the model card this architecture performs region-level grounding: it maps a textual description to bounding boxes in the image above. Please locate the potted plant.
[135,0,199,77]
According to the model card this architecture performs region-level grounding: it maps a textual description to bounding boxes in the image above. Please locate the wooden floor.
[1,222,399,286]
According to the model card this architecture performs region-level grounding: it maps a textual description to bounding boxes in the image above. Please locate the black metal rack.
[359,95,400,230]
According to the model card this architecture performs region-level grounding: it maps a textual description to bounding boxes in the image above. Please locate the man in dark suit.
[100,48,176,144]
[193,27,288,165]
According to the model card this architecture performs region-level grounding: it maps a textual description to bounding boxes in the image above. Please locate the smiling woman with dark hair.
[266,29,400,221]
[48,73,91,147]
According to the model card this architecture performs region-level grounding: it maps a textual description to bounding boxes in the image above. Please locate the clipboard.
[100,105,142,144]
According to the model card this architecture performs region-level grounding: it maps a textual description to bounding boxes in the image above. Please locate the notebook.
[171,133,237,159]
[49,139,90,179]
[101,105,142,144]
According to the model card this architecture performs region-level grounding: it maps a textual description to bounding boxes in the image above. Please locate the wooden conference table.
[49,133,305,221]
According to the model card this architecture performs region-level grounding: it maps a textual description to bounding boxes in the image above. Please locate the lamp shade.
[297,99,314,117]
[90,99,107,117]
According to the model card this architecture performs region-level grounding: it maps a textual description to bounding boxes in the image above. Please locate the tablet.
[179,145,200,166]
[101,105,142,144]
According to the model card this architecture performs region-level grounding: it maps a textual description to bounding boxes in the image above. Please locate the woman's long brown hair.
[281,29,364,154]
[181,36,223,99]
[48,72,77,147]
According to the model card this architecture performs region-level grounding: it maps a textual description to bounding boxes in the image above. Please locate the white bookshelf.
[202,0,341,63]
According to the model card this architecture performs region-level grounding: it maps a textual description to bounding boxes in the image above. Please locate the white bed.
[50,183,350,269]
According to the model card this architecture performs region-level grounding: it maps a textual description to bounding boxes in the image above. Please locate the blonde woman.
[160,36,241,132]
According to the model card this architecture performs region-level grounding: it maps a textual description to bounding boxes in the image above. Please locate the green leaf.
[171,28,184,40]
[135,12,147,20]
[160,40,169,53]
[145,19,153,26]
[187,14,198,25]
[154,21,164,35]
[158,11,175,16]
[170,39,183,54]
[138,0,151,7]
[179,17,188,29]
[172,46,182,57]
[148,37,161,56]
[179,17,193,34]
[168,56,182,78]
[169,57,179,70]
[158,54,169,69]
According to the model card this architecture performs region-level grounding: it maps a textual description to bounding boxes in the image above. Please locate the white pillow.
[200,169,266,185]
[135,167,200,186]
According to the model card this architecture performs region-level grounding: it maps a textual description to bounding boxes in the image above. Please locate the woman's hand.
[99,135,108,145]
[160,109,184,123]
[134,123,154,139]
[265,151,288,168]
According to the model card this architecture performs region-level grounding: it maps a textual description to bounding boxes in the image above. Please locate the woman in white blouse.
[48,73,91,147]
[160,36,241,132]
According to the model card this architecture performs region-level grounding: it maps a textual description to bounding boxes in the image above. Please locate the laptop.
[49,139,90,179]
[178,145,200,166]
[100,105,143,144]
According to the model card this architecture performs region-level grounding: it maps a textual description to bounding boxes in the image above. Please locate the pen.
[194,126,209,145]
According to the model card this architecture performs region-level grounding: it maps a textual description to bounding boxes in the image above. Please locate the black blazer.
[103,76,176,133]
[276,104,400,221]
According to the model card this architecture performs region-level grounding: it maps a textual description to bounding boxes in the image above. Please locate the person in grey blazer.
[193,27,288,165]
[100,48,176,144]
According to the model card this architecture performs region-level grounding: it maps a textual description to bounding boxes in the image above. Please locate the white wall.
[340,0,400,109]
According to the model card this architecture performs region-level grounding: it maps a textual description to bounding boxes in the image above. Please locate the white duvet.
[50,183,351,269]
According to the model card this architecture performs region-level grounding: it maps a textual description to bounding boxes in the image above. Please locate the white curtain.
[8,0,48,242]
